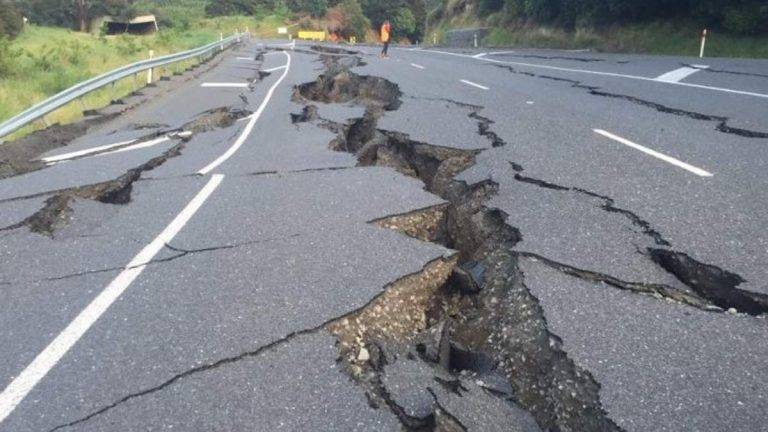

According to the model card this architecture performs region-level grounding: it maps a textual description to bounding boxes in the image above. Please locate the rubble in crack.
[370,204,450,244]
[295,52,623,431]
[180,106,252,134]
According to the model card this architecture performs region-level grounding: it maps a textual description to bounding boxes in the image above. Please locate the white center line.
[198,51,292,175]
[460,79,490,90]
[201,82,249,88]
[0,174,225,425]
[594,129,713,177]
[410,63,425,70]
[655,66,708,83]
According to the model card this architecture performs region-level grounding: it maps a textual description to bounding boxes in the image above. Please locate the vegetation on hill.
[430,0,768,57]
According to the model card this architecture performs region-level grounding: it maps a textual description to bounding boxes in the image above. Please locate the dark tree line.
[206,0,427,40]
[6,0,138,32]
[1,0,25,38]
[477,0,768,34]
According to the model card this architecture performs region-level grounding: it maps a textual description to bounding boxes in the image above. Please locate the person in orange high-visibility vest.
[380,20,391,58]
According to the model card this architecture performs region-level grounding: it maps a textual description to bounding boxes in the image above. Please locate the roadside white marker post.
[433,33,437,45]
[474,32,478,48]
[700,29,707,58]
[220,32,224,51]
[146,50,154,84]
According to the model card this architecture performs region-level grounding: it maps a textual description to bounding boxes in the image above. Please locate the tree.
[13,0,135,31]
[0,0,24,38]
[339,0,368,39]
[391,6,415,38]
[205,0,274,16]
[478,0,503,16]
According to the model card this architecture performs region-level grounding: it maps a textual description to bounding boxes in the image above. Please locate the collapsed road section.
[290,47,768,431]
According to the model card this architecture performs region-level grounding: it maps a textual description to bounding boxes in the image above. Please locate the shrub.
[391,7,416,39]
[340,0,369,40]
[723,3,765,35]
[0,36,21,77]
[478,0,504,17]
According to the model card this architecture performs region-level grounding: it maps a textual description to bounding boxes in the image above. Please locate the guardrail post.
[147,50,154,85]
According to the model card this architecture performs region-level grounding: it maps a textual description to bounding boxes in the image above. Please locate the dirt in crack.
[293,54,401,111]
[296,55,622,431]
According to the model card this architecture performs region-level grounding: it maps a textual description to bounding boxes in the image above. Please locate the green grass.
[481,21,768,59]
[1,12,286,140]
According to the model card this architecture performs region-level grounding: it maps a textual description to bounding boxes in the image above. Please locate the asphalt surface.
[1,38,767,431]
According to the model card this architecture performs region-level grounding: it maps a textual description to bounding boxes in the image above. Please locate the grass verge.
[1,14,285,141]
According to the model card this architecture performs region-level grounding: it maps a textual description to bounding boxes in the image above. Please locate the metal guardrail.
[444,28,489,48]
[0,32,245,141]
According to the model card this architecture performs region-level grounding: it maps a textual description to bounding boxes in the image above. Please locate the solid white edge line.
[236,57,253,60]
[594,129,714,177]
[410,63,425,70]
[460,79,490,90]
[0,174,225,425]
[41,139,137,163]
[97,136,172,157]
[201,83,249,88]
[197,51,292,175]
[406,48,768,99]
[45,136,174,165]
[262,65,288,73]
[472,53,487,58]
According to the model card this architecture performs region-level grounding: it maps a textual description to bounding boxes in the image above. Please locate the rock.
[357,347,370,362]
[449,261,486,294]
[415,321,451,369]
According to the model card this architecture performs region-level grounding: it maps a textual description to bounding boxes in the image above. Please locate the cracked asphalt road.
[1,39,767,431]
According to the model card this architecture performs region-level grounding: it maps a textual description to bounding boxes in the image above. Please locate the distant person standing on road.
[380,20,391,58]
